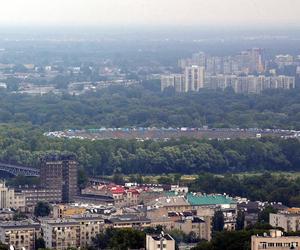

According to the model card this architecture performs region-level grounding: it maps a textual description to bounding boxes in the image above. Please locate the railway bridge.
[0,163,40,177]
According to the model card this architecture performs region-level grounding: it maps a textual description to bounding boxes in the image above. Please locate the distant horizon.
[0,0,300,28]
[0,24,300,37]
[1,23,300,30]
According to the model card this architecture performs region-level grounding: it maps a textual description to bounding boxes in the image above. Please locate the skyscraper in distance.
[184,65,205,91]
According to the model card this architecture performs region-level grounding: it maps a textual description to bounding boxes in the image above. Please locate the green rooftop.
[187,193,236,206]
[164,191,178,197]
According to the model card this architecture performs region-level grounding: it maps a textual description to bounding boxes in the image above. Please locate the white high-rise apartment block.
[161,75,176,92]
[173,74,186,92]
[192,52,206,67]
[161,74,185,92]
[204,75,295,94]
[184,65,205,91]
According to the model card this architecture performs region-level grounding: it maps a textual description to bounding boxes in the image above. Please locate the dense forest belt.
[1,86,300,130]
[1,126,300,175]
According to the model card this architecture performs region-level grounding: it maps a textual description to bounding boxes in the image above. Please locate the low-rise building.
[106,215,151,229]
[82,185,140,208]
[139,191,164,205]
[173,217,212,241]
[52,204,87,219]
[147,196,191,212]
[17,187,62,208]
[0,182,25,210]
[41,215,105,250]
[238,201,260,228]
[0,210,14,221]
[74,194,115,206]
[222,207,238,231]
[170,185,189,194]
[270,212,300,232]
[251,230,300,250]
[187,194,237,231]
[187,194,236,209]
[150,217,175,232]
[146,233,175,250]
[42,219,80,250]
[72,215,105,247]
[0,221,40,250]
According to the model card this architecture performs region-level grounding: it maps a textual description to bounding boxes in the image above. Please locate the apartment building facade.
[251,230,300,250]
[0,222,40,250]
[41,216,105,250]
[270,212,300,232]
[0,182,25,210]
[40,154,78,203]
[146,234,175,250]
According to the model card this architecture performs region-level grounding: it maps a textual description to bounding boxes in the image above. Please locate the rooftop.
[71,214,105,221]
[0,221,40,229]
[187,193,235,206]
[150,234,174,241]
[147,196,189,208]
[75,194,114,202]
[41,219,79,226]
[107,215,150,224]
[41,153,77,162]
[111,186,125,194]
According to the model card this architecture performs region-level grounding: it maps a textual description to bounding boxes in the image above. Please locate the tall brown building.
[40,154,78,203]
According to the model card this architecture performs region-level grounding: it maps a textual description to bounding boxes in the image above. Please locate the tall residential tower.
[40,154,78,203]
[184,65,205,91]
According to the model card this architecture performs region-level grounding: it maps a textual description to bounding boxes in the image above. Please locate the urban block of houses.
[81,184,140,208]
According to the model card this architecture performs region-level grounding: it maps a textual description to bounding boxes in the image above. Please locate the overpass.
[0,163,40,177]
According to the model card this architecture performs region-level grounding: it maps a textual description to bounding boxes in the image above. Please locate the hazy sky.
[0,0,299,27]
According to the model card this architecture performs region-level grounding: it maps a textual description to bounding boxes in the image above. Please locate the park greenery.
[1,85,300,177]
[1,85,300,129]
[1,86,300,208]
[91,228,145,250]
[2,124,300,176]
[2,123,300,206]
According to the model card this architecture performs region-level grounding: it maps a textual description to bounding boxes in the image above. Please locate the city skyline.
[0,0,299,27]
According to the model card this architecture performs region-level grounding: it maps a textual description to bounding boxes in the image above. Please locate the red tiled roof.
[127,189,140,194]
[111,186,125,194]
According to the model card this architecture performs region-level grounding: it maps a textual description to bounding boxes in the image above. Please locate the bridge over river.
[0,163,40,177]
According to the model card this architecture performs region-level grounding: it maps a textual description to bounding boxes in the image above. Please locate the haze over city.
[1,1,300,250]
[0,0,299,27]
